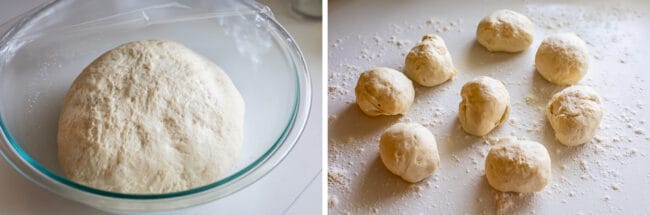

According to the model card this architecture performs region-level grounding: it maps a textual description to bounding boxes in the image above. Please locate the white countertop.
[328,0,650,214]
[0,0,322,214]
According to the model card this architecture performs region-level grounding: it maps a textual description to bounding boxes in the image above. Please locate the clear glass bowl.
[0,0,311,212]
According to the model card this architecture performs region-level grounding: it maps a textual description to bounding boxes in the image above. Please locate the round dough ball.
[535,33,589,85]
[458,76,510,136]
[546,85,603,146]
[380,123,440,183]
[58,40,245,194]
[404,34,457,87]
[476,9,534,52]
[355,67,414,116]
[485,139,551,193]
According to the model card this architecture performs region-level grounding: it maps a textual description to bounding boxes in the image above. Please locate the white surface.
[0,0,322,214]
[328,0,650,214]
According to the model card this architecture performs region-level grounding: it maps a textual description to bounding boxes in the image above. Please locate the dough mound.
[535,33,589,85]
[476,9,534,52]
[546,85,603,146]
[57,40,245,194]
[404,34,457,87]
[458,76,510,136]
[380,123,440,183]
[355,67,414,116]
[485,138,551,193]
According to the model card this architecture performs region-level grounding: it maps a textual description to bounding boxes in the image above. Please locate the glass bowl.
[0,0,311,212]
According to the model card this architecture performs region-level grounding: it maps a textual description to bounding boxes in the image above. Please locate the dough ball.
[535,33,589,85]
[485,138,551,193]
[380,123,440,183]
[355,67,414,116]
[58,40,245,194]
[458,76,510,136]
[546,85,603,146]
[404,34,457,87]
[476,9,534,52]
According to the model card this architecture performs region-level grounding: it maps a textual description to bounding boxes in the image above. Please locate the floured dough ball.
[476,9,534,52]
[404,34,457,86]
[355,67,414,116]
[458,76,510,136]
[485,138,551,193]
[535,33,589,85]
[379,123,440,183]
[58,40,245,194]
[546,85,603,146]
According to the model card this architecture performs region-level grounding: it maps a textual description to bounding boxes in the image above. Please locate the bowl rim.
[0,0,312,211]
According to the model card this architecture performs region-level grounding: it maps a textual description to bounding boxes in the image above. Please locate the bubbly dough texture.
[546,85,603,146]
[535,33,590,85]
[458,76,510,136]
[476,9,534,52]
[380,123,440,183]
[355,67,414,116]
[485,138,551,193]
[404,34,457,87]
[58,40,245,194]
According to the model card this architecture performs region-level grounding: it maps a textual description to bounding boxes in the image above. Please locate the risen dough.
[355,67,414,116]
[476,9,534,52]
[380,123,440,183]
[458,76,510,136]
[485,138,551,193]
[546,85,603,146]
[404,34,457,86]
[57,40,245,194]
[535,33,589,85]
